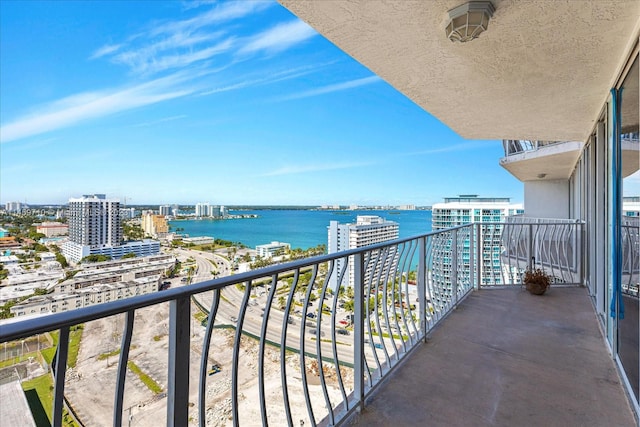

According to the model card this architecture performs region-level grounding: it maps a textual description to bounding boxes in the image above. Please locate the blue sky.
[0,0,524,206]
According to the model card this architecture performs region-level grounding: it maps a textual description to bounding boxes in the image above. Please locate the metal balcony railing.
[0,220,585,427]
[502,139,571,157]
[622,217,640,297]
[498,217,584,285]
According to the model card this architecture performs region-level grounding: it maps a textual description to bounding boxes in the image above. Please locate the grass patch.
[153,334,166,342]
[97,348,120,361]
[97,345,138,360]
[40,326,83,368]
[369,331,408,340]
[41,347,56,365]
[67,326,83,368]
[193,311,207,323]
[22,374,79,426]
[128,361,163,394]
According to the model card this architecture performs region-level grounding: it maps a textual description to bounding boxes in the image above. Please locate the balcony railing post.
[353,251,365,412]
[475,223,482,289]
[470,224,476,290]
[578,220,585,286]
[452,229,458,307]
[52,326,70,427]
[167,296,191,427]
[417,237,427,341]
[527,224,534,271]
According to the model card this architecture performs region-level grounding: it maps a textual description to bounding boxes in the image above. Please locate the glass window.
[618,54,639,404]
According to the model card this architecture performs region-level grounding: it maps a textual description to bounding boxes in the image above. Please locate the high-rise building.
[67,194,121,247]
[208,205,221,218]
[5,201,22,213]
[141,212,169,238]
[119,207,136,220]
[431,195,524,297]
[195,203,209,218]
[62,194,159,262]
[328,215,399,289]
[159,205,171,216]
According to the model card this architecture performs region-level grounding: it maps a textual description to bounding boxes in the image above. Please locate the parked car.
[306,312,316,319]
[337,329,350,335]
[287,316,294,324]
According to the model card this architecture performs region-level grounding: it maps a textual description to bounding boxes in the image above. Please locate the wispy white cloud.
[239,20,317,55]
[113,36,234,74]
[405,141,497,156]
[90,43,123,60]
[261,161,374,177]
[181,0,217,11]
[155,1,273,37]
[0,72,199,143]
[197,64,322,96]
[94,1,276,76]
[129,114,187,128]
[277,76,382,101]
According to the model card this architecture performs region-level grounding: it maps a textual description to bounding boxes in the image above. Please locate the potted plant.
[523,268,551,295]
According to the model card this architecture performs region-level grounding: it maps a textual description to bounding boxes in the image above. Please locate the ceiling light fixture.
[445,1,495,43]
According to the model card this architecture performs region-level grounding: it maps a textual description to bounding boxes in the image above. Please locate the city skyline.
[4,0,527,206]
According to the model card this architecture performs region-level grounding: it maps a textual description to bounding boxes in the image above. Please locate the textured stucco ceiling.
[279,0,640,142]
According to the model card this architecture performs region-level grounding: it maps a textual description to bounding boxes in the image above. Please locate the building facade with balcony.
[328,215,399,289]
[141,212,169,238]
[195,202,209,218]
[256,241,290,258]
[1,3,638,426]
[282,0,639,419]
[431,196,524,296]
[62,194,159,262]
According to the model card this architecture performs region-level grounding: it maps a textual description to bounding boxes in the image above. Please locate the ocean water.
[170,210,433,250]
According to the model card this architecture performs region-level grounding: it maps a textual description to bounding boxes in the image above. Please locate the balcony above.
[499,140,584,181]
[349,287,637,426]
[499,137,640,182]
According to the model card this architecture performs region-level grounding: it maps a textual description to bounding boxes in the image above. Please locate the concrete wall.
[524,180,569,218]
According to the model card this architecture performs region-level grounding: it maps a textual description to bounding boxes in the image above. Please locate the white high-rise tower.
[328,215,399,289]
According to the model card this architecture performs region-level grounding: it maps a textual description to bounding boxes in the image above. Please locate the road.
[169,247,392,366]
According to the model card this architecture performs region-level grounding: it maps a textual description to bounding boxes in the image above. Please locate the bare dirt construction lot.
[65,301,353,426]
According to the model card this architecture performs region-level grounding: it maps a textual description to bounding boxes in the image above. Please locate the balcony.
[499,140,584,182]
[500,137,639,182]
[0,220,637,426]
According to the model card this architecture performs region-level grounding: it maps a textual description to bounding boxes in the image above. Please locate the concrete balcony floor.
[348,287,637,427]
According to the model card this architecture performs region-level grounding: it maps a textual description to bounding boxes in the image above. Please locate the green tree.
[121,253,137,259]
[55,252,69,268]
[343,299,354,312]
[82,254,111,263]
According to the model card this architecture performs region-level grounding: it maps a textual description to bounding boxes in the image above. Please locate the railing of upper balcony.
[621,132,639,145]
[622,217,639,297]
[0,220,584,427]
[501,140,571,157]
